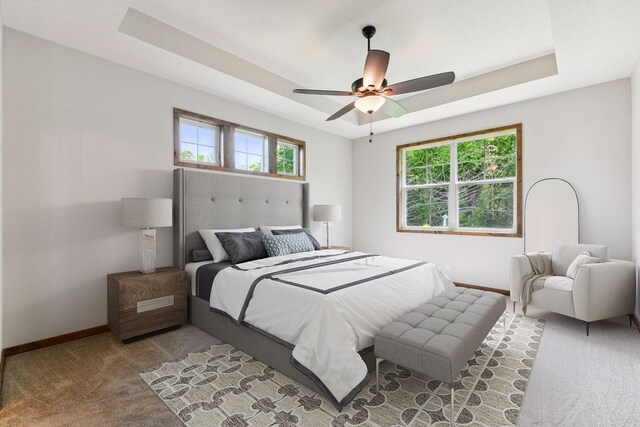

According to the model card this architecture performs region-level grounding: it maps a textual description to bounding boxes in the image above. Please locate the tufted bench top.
[375,287,506,385]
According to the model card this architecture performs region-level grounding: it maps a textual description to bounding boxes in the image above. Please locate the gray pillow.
[263,233,316,257]
[566,251,605,279]
[215,231,268,264]
[271,228,322,250]
[189,249,213,262]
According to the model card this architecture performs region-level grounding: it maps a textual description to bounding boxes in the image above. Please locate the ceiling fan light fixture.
[355,95,385,114]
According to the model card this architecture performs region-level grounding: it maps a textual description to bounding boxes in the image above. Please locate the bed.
[173,168,454,409]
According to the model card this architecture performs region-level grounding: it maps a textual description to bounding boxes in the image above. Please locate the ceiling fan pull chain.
[369,114,374,143]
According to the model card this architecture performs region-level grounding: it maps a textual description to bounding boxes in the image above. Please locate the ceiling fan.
[293,26,456,123]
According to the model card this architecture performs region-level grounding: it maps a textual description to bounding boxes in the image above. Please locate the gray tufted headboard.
[173,168,310,269]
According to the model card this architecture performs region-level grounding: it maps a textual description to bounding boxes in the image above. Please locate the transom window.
[178,118,221,166]
[174,109,306,180]
[277,140,300,176]
[234,129,268,172]
[397,124,522,237]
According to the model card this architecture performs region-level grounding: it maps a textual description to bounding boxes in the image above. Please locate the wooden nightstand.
[107,267,188,342]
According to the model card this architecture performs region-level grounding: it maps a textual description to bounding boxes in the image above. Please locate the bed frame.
[173,168,375,397]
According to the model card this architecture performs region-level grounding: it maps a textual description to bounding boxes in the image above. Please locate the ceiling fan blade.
[326,102,356,121]
[293,89,354,96]
[362,49,390,89]
[386,71,455,95]
[381,96,408,118]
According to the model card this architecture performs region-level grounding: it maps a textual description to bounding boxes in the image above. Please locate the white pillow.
[259,225,302,236]
[566,251,605,279]
[199,228,255,263]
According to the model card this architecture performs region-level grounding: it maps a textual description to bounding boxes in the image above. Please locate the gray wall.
[352,79,632,290]
[631,61,640,319]
[2,29,352,348]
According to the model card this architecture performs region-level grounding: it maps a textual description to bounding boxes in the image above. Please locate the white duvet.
[209,249,454,408]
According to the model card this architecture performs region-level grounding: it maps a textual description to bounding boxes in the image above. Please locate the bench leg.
[450,385,455,427]
[375,357,383,393]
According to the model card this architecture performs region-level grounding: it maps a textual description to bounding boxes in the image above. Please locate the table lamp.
[122,198,172,274]
[313,204,342,248]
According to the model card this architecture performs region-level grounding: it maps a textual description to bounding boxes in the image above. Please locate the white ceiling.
[2,0,640,139]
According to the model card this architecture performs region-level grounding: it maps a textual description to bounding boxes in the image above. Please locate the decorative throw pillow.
[215,231,268,264]
[263,233,315,257]
[199,228,255,263]
[566,251,605,279]
[189,249,213,263]
[271,228,322,250]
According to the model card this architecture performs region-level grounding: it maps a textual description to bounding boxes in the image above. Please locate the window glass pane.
[197,144,216,164]
[235,153,247,170]
[180,122,197,144]
[234,131,247,152]
[197,126,216,147]
[458,182,514,229]
[246,134,266,155]
[180,142,198,161]
[457,133,516,182]
[404,145,450,185]
[179,118,220,165]
[277,142,298,175]
[247,154,265,172]
[405,187,449,227]
[235,130,267,172]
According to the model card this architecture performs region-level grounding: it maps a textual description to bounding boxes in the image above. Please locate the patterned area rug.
[140,314,544,426]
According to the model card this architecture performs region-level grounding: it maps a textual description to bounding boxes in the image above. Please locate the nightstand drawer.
[118,304,187,340]
[118,274,186,311]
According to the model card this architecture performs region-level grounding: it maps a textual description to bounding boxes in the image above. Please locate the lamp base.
[324,221,331,248]
[140,228,156,274]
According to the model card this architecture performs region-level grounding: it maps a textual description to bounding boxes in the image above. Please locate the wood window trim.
[396,124,522,238]
[174,108,306,181]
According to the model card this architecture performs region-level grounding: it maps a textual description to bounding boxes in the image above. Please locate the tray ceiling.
[2,0,640,138]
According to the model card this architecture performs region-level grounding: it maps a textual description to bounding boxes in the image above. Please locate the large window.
[174,109,306,180]
[397,124,522,236]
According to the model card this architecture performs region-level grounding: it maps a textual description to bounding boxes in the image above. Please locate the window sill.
[396,228,522,238]
[174,160,305,181]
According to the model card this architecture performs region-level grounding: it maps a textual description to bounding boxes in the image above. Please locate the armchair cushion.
[552,243,610,276]
[566,251,605,279]
[544,276,574,292]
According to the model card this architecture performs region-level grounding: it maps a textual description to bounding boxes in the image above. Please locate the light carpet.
[140,314,543,426]
[516,308,640,427]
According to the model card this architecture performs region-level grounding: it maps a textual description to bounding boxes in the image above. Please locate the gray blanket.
[521,252,552,314]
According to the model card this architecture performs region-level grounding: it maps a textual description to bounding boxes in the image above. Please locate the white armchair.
[510,243,635,335]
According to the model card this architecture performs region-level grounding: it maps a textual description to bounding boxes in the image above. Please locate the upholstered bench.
[374,287,506,426]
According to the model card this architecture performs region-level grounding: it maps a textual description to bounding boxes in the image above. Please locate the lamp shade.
[355,95,386,114]
[122,198,172,228]
[313,205,342,222]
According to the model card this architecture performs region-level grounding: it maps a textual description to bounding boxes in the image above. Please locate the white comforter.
[209,250,454,407]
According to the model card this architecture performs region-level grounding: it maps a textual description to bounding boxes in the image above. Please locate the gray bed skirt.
[188,295,376,397]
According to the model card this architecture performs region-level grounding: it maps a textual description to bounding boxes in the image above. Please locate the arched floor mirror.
[524,178,579,253]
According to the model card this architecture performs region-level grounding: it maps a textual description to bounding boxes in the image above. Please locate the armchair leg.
[512,301,516,313]
[630,314,633,328]
[586,322,590,336]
